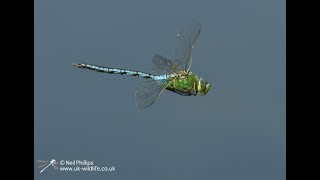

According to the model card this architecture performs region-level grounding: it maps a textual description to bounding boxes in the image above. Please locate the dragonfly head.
[197,78,211,96]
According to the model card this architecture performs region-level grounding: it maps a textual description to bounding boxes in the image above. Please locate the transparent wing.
[38,163,48,168]
[135,80,169,109]
[36,160,49,163]
[52,164,59,170]
[172,20,201,71]
[152,54,182,75]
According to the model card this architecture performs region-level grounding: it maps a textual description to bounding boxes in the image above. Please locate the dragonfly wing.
[152,54,182,75]
[36,160,49,163]
[38,163,48,168]
[52,164,59,170]
[135,80,169,109]
[172,20,201,71]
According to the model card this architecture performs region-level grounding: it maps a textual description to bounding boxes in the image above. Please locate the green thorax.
[166,72,199,96]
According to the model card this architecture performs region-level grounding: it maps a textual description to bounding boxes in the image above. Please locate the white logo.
[36,159,59,173]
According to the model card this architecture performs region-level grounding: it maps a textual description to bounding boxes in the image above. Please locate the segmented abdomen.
[73,63,157,79]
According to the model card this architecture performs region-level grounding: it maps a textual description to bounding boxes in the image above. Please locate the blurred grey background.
[35,0,285,179]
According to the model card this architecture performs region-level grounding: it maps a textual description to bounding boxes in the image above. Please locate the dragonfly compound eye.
[198,78,210,96]
[205,83,211,94]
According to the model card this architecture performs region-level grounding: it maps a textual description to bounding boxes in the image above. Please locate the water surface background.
[35,0,285,179]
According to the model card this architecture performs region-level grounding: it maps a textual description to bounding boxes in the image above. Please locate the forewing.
[36,160,49,163]
[135,80,169,109]
[152,54,182,75]
[172,20,201,71]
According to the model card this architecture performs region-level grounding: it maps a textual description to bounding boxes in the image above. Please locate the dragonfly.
[73,20,211,108]
[36,159,59,173]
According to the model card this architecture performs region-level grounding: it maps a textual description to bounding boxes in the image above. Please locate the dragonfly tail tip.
[72,63,82,68]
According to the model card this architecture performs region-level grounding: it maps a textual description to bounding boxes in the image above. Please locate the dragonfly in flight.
[73,20,211,108]
[36,159,58,173]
